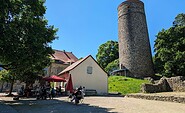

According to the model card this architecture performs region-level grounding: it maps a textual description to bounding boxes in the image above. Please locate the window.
[87,66,93,74]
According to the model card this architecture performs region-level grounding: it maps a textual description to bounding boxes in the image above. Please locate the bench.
[85,89,97,96]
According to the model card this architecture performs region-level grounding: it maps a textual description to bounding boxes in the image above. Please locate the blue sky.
[45,0,185,59]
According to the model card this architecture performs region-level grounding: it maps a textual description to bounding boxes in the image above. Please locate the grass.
[108,76,150,95]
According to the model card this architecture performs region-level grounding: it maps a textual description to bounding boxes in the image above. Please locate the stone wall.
[127,93,185,103]
[166,76,185,92]
[48,63,68,76]
[118,0,154,78]
[142,76,185,93]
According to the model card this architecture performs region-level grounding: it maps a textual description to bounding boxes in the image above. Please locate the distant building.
[0,50,78,92]
[46,50,78,76]
[58,55,108,95]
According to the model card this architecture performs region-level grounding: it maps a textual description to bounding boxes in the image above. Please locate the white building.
[58,55,108,95]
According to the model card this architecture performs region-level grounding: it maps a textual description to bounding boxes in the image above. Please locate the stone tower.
[118,0,154,78]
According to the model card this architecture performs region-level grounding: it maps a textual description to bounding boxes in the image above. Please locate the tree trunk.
[8,80,14,96]
[0,81,4,92]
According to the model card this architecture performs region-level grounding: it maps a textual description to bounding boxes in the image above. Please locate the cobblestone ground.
[0,93,185,113]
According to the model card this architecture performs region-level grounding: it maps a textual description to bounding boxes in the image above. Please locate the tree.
[0,0,57,94]
[96,40,119,69]
[105,59,119,74]
[154,13,185,77]
[173,13,185,26]
[0,70,15,93]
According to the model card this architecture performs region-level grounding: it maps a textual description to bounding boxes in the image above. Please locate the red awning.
[43,75,66,82]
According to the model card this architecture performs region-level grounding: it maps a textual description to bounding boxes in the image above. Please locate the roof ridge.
[58,55,91,75]
[53,49,72,53]
[64,51,71,60]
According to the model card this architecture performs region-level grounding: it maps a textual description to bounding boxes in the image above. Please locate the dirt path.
[78,96,185,113]
[1,96,185,113]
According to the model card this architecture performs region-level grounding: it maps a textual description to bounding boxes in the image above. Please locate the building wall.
[118,0,154,78]
[69,57,108,95]
[48,63,69,76]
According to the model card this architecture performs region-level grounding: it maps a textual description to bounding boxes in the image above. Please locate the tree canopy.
[173,13,185,26]
[154,13,185,77]
[105,59,119,74]
[96,40,119,70]
[0,70,13,82]
[0,0,57,82]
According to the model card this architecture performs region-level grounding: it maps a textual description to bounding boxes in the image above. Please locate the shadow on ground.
[3,97,117,113]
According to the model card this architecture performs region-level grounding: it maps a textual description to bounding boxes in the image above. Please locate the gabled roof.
[51,50,78,64]
[58,55,108,75]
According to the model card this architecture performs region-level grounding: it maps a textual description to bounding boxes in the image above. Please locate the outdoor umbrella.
[43,75,66,82]
[66,74,73,93]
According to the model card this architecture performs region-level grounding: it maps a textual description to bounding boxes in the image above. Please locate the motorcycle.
[69,90,84,104]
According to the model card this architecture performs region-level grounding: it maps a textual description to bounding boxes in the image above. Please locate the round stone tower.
[118,0,154,78]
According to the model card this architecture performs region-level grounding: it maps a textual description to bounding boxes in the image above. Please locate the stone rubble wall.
[141,76,185,93]
[127,94,185,103]
[166,76,185,92]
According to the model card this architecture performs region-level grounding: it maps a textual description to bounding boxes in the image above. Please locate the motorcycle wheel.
[75,99,79,104]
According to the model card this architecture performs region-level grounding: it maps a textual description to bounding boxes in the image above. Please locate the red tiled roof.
[65,51,78,62]
[51,50,78,63]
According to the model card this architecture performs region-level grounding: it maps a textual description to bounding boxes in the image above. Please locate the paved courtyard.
[0,93,185,113]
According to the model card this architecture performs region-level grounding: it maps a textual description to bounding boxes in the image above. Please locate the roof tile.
[51,50,78,63]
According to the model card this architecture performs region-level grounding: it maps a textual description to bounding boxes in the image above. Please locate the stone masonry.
[141,76,185,93]
[118,0,154,78]
[127,92,185,103]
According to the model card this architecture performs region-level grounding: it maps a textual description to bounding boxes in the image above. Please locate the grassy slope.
[108,76,149,95]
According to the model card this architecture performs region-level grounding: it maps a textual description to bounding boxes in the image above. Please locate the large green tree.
[105,59,119,74]
[173,13,185,26]
[96,40,119,69]
[0,0,57,88]
[154,13,185,77]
